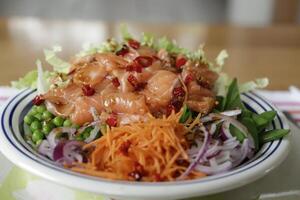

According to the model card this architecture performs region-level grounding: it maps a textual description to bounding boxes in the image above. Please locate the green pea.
[63,119,72,127]
[32,130,44,142]
[36,105,46,113]
[24,115,34,125]
[29,106,38,116]
[34,113,43,121]
[36,139,43,146]
[30,120,42,131]
[42,122,55,135]
[42,111,53,120]
[53,116,64,127]
[83,131,90,139]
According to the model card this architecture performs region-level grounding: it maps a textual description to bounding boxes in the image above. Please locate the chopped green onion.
[63,119,72,127]
[24,115,34,125]
[30,120,42,131]
[32,130,44,142]
[42,111,53,120]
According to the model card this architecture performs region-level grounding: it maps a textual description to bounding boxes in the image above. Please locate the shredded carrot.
[71,111,206,181]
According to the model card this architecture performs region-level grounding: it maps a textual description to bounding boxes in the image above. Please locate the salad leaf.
[241,117,259,150]
[11,70,38,89]
[77,39,120,57]
[120,24,133,41]
[141,32,155,48]
[224,78,245,110]
[260,129,290,143]
[36,60,48,94]
[44,45,71,74]
[229,124,246,142]
[239,78,269,93]
[252,111,276,132]
[214,50,228,73]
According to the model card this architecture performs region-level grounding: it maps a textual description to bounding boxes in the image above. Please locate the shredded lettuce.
[239,78,269,93]
[214,50,228,73]
[44,45,70,74]
[77,39,120,57]
[141,32,155,48]
[120,24,133,41]
[214,72,232,96]
[11,70,38,89]
[36,59,47,94]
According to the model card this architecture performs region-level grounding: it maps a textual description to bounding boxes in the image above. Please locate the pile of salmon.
[43,42,218,126]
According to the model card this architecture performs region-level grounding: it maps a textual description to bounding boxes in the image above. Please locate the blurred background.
[0,0,300,89]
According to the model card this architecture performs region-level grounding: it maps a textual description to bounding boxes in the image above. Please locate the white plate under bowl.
[0,89,290,200]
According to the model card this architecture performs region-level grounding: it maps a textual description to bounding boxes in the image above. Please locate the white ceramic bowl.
[0,89,290,200]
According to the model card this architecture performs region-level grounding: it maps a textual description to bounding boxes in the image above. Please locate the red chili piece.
[172,86,185,98]
[184,74,194,85]
[116,44,129,56]
[32,95,44,106]
[175,57,187,68]
[82,85,95,96]
[134,56,153,68]
[126,62,142,73]
[112,77,120,87]
[127,74,139,88]
[128,39,140,49]
[106,115,118,127]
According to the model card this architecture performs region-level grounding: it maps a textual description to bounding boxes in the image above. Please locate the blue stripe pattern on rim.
[0,89,285,186]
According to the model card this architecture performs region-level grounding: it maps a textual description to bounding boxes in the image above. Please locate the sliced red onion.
[47,127,77,148]
[38,140,54,159]
[221,121,233,139]
[195,160,232,175]
[220,109,242,117]
[209,123,217,135]
[77,120,101,134]
[63,140,85,163]
[178,127,210,180]
[84,125,100,143]
[53,141,65,161]
[232,139,250,167]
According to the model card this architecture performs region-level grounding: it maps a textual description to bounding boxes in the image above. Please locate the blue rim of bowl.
[0,88,287,186]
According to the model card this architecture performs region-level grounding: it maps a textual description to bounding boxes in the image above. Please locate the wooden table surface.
[0,17,300,89]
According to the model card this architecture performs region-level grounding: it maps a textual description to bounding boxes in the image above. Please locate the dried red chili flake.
[170,98,183,112]
[128,39,140,49]
[184,74,194,85]
[175,57,187,68]
[82,85,95,96]
[134,56,153,68]
[166,104,175,116]
[112,77,120,87]
[32,95,44,105]
[172,86,185,98]
[127,74,139,88]
[129,171,143,181]
[126,62,142,73]
[119,141,131,156]
[116,44,129,56]
[105,115,118,127]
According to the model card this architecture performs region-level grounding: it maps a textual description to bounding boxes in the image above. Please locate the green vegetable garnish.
[179,105,192,123]
[260,129,290,143]
[53,116,64,127]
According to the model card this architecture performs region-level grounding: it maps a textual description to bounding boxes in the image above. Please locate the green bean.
[53,116,64,127]
[30,120,42,131]
[24,115,34,125]
[63,119,72,127]
[32,130,44,142]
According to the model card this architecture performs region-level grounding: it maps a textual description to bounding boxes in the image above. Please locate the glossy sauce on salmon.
[43,44,218,125]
